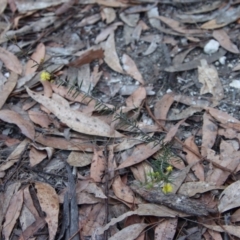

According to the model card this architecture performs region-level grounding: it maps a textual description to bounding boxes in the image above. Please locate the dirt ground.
[1,0,240,239]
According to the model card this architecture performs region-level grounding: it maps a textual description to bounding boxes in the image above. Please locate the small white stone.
[215,61,219,66]
[219,56,226,65]
[229,80,240,89]
[228,63,233,68]
[166,89,172,93]
[204,39,219,54]
[4,72,9,78]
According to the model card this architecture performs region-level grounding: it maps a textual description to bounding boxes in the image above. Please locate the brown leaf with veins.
[0,72,18,109]
[102,33,124,74]
[117,142,161,170]
[125,86,146,108]
[122,54,144,84]
[0,47,22,74]
[90,149,106,182]
[184,136,204,181]
[112,175,136,203]
[201,113,218,157]
[213,29,239,54]
[35,182,59,240]
[69,46,104,67]
[25,43,45,75]
[3,189,24,240]
[0,110,35,140]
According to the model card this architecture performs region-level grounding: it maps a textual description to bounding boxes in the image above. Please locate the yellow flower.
[40,71,51,81]
[166,165,173,173]
[162,183,173,194]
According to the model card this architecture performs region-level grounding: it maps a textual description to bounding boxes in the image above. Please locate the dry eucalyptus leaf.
[122,54,145,84]
[178,181,225,197]
[218,180,240,213]
[3,189,24,240]
[0,110,35,140]
[26,88,123,138]
[109,223,148,240]
[0,47,22,75]
[25,43,45,76]
[198,59,224,101]
[35,182,59,240]
[213,29,240,54]
[102,33,124,74]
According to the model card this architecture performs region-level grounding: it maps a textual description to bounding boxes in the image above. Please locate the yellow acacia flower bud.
[166,165,173,173]
[162,183,173,194]
[40,71,51,81]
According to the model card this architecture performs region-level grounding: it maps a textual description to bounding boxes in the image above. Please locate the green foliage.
[145,146,174,192]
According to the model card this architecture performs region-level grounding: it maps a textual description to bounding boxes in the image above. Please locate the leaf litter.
[1,1,240,239]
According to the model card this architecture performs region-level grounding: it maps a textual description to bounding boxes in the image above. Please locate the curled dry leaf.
[112,175,136,204]
[206,140,240,186]
[29,147,47,166]
[35,135,94,151]
[213,29,239,54]
[206,107,240,124]
[109,223,148,240]
[178,181,225,197]
[0,0,7,14]
[0,47,22,74]
[198,59,224,101]
[122,54,145,84]
[0,139,29,172]
[25,43,45,76]
[35,182,59,240]
[117,142,162,170]
[184,136,204,181]
[163,119,185,144]
[77,13,101,27]
[3,189,24,240]
[97,203,187,235]
[102,33,124,74]
[69,46,104,67]
[28,110,52,128]
[119,12,139,27]
[203,224,240,238]
[95,22,122,44]
[0,110,35,140]
[201,113,218,157]
[218,180,240,213]
[125,86,146,108]
[0,72,18,109]
[67,151,93,167]
[154,218,177,240]
[26,88,123,138]
[101,7,116,24]
[90,149,106,182]
[154,93,174,126]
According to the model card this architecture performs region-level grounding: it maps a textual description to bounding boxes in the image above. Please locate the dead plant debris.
[1,0,240,239]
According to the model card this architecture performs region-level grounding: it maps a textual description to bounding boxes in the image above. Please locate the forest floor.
[1,0,240,239]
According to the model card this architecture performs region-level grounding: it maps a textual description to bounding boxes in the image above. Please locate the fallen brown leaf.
[90,149,106,182]
[25,43,45,75]
[3,189,24,240]
[27,88,123,138]
[102,33,124,74]
[0,110,35,140]
[117,142,162,169]
[184,136,204,181]
[122,54,145,84]
[0,47,22,74]
[0,72,18,109]
[213,29,240,54]
[35,182,59,240]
